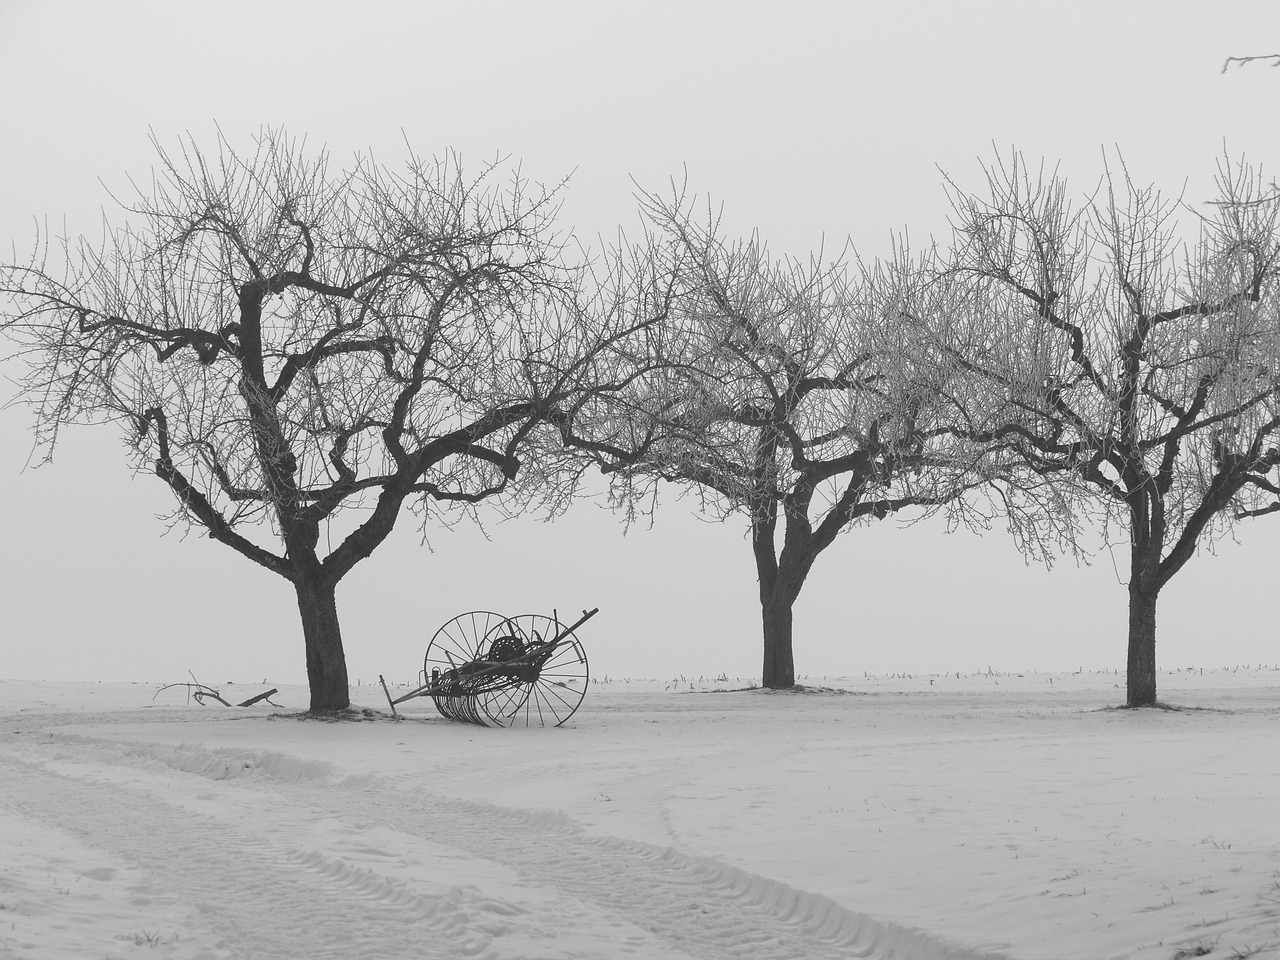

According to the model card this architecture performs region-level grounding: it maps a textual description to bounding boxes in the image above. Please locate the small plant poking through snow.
[114,929,167,946]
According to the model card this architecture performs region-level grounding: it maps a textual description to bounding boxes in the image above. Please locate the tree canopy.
[930,153,1280,705]
[1,130,662,710]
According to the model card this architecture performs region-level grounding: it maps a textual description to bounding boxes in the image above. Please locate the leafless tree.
[1219,52,1280,524]
[1,130,661,712]
[578,189,1022,689]
[932,153,1280,707]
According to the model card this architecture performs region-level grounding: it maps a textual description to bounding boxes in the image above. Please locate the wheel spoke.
[423,611,589,727]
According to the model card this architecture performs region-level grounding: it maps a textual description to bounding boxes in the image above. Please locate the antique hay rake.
[379,608,596,727]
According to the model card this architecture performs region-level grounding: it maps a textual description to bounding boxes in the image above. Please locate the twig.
[154,671,278,707]
[1222,54,1280,73]
[236,688,279,707]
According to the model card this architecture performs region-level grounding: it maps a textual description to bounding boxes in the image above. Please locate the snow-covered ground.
[1,671,1278,960]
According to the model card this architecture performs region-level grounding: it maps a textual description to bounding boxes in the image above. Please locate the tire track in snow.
[343,783,1004,960]
[0,754,527,960]
[2,732,1009,960]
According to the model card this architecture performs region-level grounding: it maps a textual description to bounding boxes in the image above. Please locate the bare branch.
[0,128,671,711]
[1222,53,1280,72]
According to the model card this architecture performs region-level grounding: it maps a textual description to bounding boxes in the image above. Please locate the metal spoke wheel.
[424,611,509,724]
[381,606,597,726]
[425,610,508,675]
[475,613,589,727]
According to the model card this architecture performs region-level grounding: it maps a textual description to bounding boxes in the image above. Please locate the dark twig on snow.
[153,671,280,707]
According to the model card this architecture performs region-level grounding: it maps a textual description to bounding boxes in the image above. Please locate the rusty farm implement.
[379,608,596,727]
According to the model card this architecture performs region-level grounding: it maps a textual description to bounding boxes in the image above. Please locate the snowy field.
[1,671,1278,960]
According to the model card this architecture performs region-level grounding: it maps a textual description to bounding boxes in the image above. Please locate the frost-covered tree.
[934,153,1280,707]
[0,130,660,712]
[580,189,1015,689]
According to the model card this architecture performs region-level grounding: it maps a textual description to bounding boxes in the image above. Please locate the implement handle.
[551,607,599,645]
[378,674,398,718]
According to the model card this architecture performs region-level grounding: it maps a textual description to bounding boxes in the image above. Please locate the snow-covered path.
[1,673,1279,959]
[1,717,989,960]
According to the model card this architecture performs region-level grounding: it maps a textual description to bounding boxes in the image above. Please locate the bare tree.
[933,153,1280,707]
[1,130,658,712]
[578,189,1016,689]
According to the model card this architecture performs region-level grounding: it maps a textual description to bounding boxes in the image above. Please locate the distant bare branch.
[1222,53,1280,72]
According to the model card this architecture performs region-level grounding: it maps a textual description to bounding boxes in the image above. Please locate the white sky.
[1,0,1278,685]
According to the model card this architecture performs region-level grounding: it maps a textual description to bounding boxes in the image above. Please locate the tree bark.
[1125,488,1163,709]
[753,500,802,690]
[294,577,350,712]
[752,494,817,690]
[1126,584,1159,707]
[760,590,796,689]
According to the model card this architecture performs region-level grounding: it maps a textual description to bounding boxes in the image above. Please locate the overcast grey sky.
[2,1,1278,685]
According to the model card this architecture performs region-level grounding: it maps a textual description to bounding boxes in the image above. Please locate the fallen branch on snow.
[154,671,280,708]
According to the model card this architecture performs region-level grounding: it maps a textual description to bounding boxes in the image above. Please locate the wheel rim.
[425,610,508,676]
[476,614,589,727]
[425,611,508,724]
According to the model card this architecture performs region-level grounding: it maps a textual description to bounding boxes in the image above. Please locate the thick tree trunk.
[760,592,796,689]
[294,577,350,712]
[753,506,813,690]
[1126,585,1159,707]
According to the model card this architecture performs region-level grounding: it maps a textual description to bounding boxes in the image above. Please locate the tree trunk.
[760,591,796,689]
[1126,584,1158,707]
[294,577,350,712]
